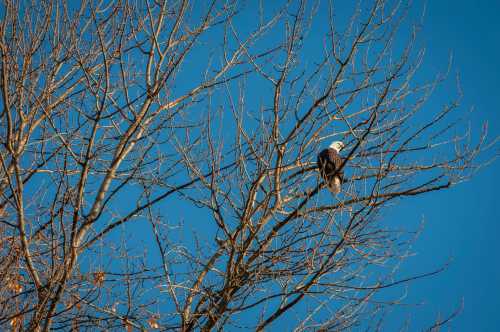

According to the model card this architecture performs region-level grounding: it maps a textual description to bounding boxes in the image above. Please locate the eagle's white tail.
[327,177,341,195]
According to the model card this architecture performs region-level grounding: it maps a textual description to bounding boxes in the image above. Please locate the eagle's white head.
[329,141,344,153]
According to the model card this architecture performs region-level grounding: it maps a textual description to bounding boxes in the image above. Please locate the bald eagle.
[317,141,345,194]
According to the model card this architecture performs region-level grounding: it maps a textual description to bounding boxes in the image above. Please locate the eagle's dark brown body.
[317,148,344,193]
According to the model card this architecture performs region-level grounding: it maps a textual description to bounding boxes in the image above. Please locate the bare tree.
[0,0,492,331]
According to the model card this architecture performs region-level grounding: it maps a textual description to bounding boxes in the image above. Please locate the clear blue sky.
[380,1,500,330]
[1,1,497,330]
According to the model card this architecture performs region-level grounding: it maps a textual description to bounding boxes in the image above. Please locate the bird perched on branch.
[317,141,345,194]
